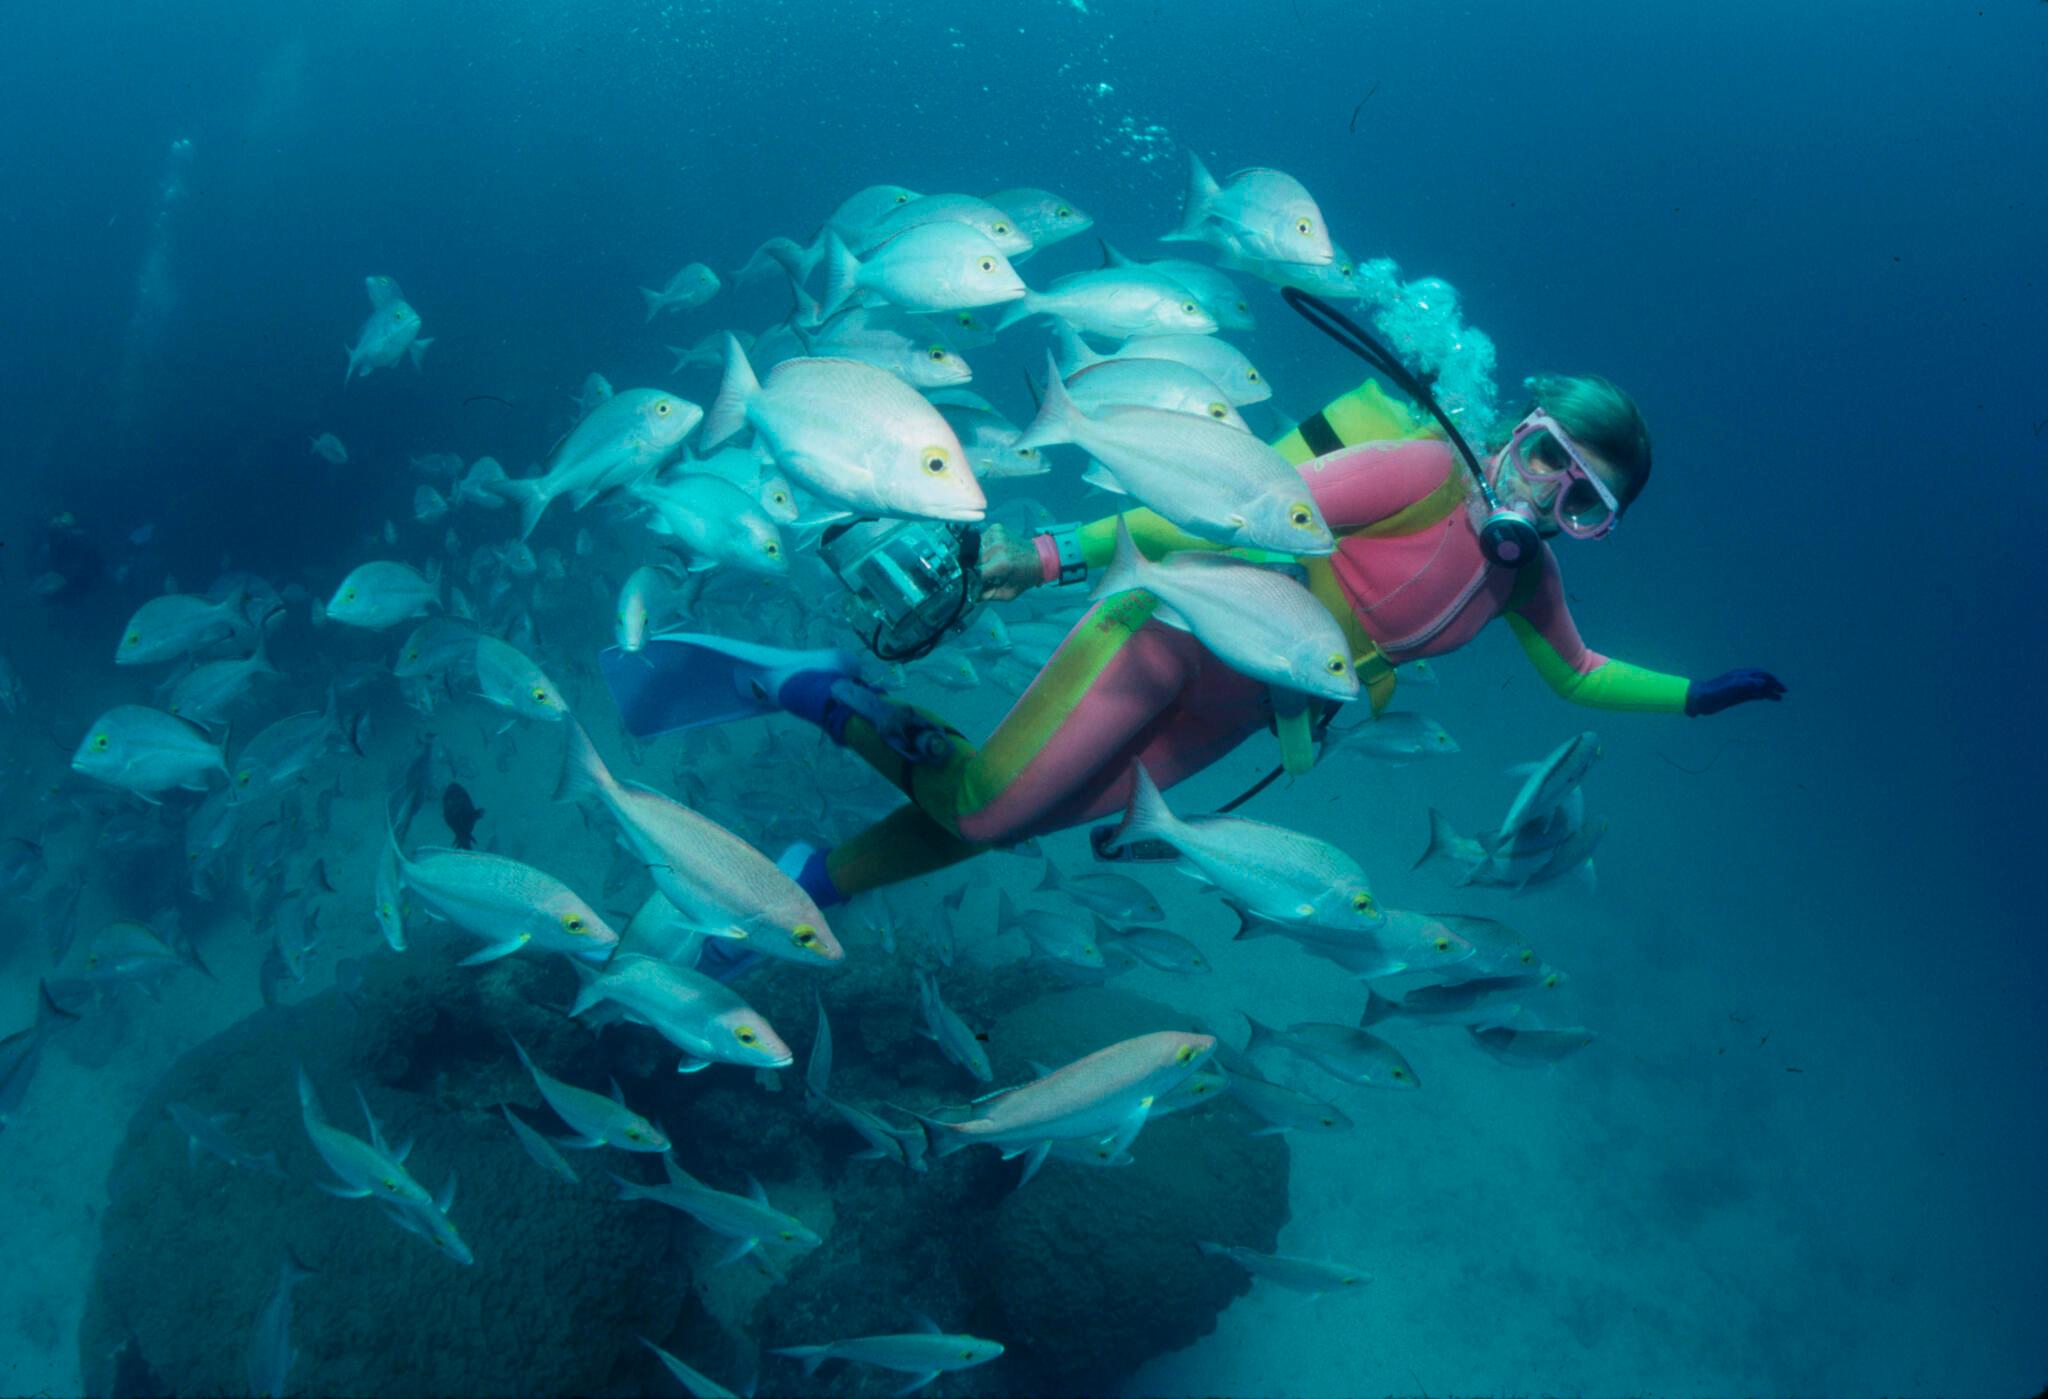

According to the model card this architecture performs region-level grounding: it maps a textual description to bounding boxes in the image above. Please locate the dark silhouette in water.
[441,783,484,849]
[31,513,104,603]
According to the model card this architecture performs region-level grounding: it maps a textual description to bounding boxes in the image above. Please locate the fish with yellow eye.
[996,265,1216,340]
[387,838,617,966]
[628,473,788,579]
[611,1153,820,1275]
[1088,520,1358,704]
[1240,1012,1418,1091]
[473,635,567,724]
[114,586,253,666]
[698,337,986,524]
[911,1030,1216,1187]
[984,185,1096,260]
[323,560,440,631]
[1162,151,1336,268]
[571,954,792,1074]
[555,719,842,966]
[1097,244,1256,332]
[1112,764,1384,936]
[792,303,973,389]
[296,1068,470,1265]
[70,704,229,800]
[1061,357,1251,432]
[507,1037,669,1154]
[1012,354,1330,556]
[496,387,702,541]
[1062,327,1272,408]
[817,222,1026,319]
[344,274,433,382]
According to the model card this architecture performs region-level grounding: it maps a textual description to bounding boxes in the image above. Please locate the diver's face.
[1493,440,1625,541]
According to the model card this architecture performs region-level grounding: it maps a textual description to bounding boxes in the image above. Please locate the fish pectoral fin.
[1013,1140,1052,1188]
[713,1236,759,1268]
[1106,1100,1154,1157]
[675,1055,712,1074]
[891,1371,943,1399]
[557,1133,605,1150]
[458,936,531,966]
[315,1180,373,1200]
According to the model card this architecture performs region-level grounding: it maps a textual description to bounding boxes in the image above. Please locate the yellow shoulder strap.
[1273,379,1427,465]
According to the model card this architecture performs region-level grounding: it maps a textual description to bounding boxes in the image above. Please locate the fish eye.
[1391,1067,1408,1080]
[1247,369,1261,383]
[1295,217,1314,235]
[1339,263,1355,277]
[1325,655,1347,674]
[928,346,947,361]
[1174,1044,1195,1064]
[1351,891,1376,915]
[384,1178,398,1191]
[92,733,110,751]
[896,193,911,203]
[344,589,357,602]
[977,257,996,273]
[1320,1116,1336,1127]
[1288,504,1314,528]
[765,541,781,557]
[922,450,950,474]
[1056,206,1071,218]
[1180,301,1198,315]
[960,1350,976,1360]
[1016,446,1035,458]
[1433,936,1451,952]
[1236,300,1249,313]
[531,686,552,704]
[655,400,673,416]
[124,632,139,646]
[625,1126,642,1140]
[779,1230,794,1241]
[392,309,406,321]
[734,1024,758,1045]
[771,490,789,505]
[792,925,819,948]
[992,221,1010,235]
[1520,949,1536,964]
[956,312,973,325]
[561,913,585,932]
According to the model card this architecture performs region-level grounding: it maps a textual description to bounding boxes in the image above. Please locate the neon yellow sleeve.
[1075,509,1227,570]
[1505,613,1692,713]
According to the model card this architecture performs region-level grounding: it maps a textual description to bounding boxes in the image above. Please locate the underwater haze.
[2,2,2045,1396]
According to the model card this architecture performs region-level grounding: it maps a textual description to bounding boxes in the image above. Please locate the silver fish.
[631,474,788,577]
[245,1251,315,1399]
[310,432,348,464]
[998,266,1215,339]
[501,1104,581,1185]
[1467,1022,1596,1065]
[1055,326,1271,406]
[1063,357,1249,431]
[984,186,1094,257]
[570,955,792,1072]
[473,635,567,723]
[115,587,249,665]
[510,1036,668,1152]
[638,1337,743,1399]
[640,262,721,321]
[71,706,227,799]
[916,972,992,1083]
[1501,732,1602,835]
[612,1153,820,1267]
[821,223,1026,318]
[1196,1241,1370,1295]
[1015,361,1329,555]
[325,561,438,630]
[501,388,701,540]
[1163,153,1335,267]
[168,1101,283,1176]
[344,275,432,381]
[700,339,985,523]
[392,838,617,965]
[1241,1013,1418,1089]
[774,1321,1003,1393]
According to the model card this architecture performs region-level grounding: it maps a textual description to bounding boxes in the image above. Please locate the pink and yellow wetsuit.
[823,381,1691,897]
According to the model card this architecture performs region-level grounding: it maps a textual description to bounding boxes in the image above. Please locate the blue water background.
[2,1,2044,1393]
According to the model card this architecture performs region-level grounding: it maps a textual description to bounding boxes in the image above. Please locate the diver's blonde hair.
[1500,374,1653,510]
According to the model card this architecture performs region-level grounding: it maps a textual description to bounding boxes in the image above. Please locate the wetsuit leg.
[823,593,1270,897]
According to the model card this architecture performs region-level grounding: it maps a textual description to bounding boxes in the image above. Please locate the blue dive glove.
[1684,668,1786,717]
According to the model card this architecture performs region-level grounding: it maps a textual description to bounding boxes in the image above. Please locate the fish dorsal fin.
[745,1173,769,1205]
[910,1311,941,1334]
[354,1085,388,1154]
[437,1171,458,1213]
[609,1077,628,1106]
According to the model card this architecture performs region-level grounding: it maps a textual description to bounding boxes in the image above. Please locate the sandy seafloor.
[2,559,2040,1399]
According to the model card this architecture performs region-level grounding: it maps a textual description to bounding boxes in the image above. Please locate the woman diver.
[603,306,1784,917]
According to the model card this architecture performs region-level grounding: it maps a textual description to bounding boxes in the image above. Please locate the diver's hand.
[976,524,1044,602]
[1684,668,1786,717]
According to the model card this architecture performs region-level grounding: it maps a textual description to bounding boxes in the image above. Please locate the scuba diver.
[602,295,1784,922]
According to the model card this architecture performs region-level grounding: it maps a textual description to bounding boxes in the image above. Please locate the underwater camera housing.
[819,517,983,662]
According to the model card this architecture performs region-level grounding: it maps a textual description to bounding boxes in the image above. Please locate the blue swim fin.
[600,633,858,740]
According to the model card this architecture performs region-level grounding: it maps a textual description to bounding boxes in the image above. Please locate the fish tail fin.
[1048,320,1102,375]
[700,334,761,449]
[567,961,605,1018]
[1091,517,1148,603]
[1413,808,1454,871]
[34,980,81,1032]
[1119,762,1179,849]
[819,232,861,318]
[490,476,547,543]
[1031,860,1062,896]
[731,237,785,285]
[1359,988,1399,1027]
[772,1346,830,1377]
[552,716,614,805]
[904,1109,970,1158]
[1165,150,1222,242]
[1239,1011,1280,1053]
[993,292,1040,333]
[1012,351,1085,452]
[639,287,664,322]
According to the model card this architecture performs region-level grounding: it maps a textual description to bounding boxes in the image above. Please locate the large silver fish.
[1163,153,1334,267]
[998,266,1216,339]
[344,275,432,381]
[774,1321,1004,1393]
[570,954,792,1072]
[700,339,985,523]
[500,388,701,540]
[821,223,1026,317]
[390,839,617,965]
[71,705,227,799]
